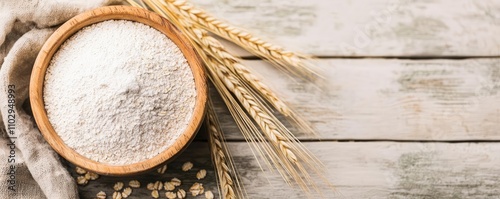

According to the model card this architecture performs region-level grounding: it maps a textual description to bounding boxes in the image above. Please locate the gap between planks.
[192,0,500,57]
[241,55,500,60]
[220,139,500,143]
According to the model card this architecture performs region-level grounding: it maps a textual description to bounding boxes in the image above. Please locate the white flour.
[43,20,196,165]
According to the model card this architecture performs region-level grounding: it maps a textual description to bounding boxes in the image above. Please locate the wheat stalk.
[141,0,315,134]
[133,0,315,135]
[161,0,321,81]
[127,0,328,195]
[207,100,245,199]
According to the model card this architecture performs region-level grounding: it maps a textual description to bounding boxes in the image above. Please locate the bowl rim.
[29,5,207,176]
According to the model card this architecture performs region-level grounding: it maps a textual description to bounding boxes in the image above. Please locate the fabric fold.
[0,0,113,198]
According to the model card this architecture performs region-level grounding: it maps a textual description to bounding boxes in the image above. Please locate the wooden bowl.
[29,6,207,176]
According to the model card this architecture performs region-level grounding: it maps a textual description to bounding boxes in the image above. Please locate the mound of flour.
[43,20,196,165]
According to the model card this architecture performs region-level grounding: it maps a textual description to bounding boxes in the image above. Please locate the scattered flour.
[43,20,196,165]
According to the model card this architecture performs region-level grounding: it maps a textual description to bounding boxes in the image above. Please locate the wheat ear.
[203,55,320,193]
[189,28,315,135]
[161,0,320,80]
[153,0,315,134]
[207,100,245,199]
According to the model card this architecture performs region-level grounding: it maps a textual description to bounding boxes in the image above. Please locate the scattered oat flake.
[157,164,168,174]
[154,181,163,190]
[84,172,92,180]
[205,190,214,199]
[177,189,186,199]
[164,182,175,191]
[77,176,88,185]
[88,172,99,180]
[196,169,207,179]
[171,178,181,186]
[147,182,155,190]
[122,187,132,198]
[151,190,159,198]
[189,182,203,196]
[112,191,122,199]
[114,182,124,191]
[129,180,140,188]
[165,191,176,199]
[182,162,193,171]
[75,167,87,175]
[96,191,106,199]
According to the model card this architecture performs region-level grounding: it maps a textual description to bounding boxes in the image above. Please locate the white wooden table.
[78,1,500,198]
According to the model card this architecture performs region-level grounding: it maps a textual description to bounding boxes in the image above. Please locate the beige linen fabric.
[0,0,115,198]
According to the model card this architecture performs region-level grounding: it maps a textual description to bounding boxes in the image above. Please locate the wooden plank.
[214,59,500,140]
[227,142,500,199]
[72,141,219,199]
[190,0,500,57]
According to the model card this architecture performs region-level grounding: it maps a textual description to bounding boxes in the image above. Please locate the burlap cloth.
[0,0,118,198]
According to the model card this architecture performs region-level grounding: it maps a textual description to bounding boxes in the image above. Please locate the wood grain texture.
[190,0,500,57]
[214,59,500,141]
[31,6,207,176]
[73,142,219,199]
[226,142,500,199]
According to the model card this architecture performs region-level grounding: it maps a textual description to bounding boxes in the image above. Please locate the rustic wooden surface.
[216,59,500,141]
[226,142,500,198]
[76,0,500,198]
[191,0,500,57]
